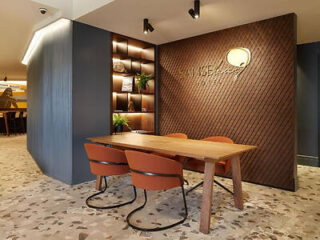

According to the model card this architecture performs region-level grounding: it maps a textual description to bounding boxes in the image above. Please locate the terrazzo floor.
[0,135,320,240]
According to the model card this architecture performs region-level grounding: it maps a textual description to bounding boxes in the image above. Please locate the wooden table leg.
[199,161,215,234]
[4,112,9,136]
[231,155,243,210]
[96,175,103,190]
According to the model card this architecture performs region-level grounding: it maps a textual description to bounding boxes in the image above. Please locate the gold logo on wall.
[179,47,251,82]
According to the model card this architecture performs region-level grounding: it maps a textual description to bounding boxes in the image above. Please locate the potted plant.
[136,73,152,93]
[113,114,131,134]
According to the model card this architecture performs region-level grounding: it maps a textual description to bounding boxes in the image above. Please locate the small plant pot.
[114,125,123,134]
[138,85,147,93]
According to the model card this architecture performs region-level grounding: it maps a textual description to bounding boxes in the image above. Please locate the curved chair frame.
[126,168,188,232]
[184,167,234,195]
[86,159,137,210]
[184,136,235,196]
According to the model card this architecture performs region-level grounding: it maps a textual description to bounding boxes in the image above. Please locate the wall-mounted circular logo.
[179,47,251,84]
[226,47,251,68]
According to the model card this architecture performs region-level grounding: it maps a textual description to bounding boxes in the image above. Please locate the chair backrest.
[15,111,21,118]
[165,133,188,139]
[202,136,234,173]
[202,136,234,144]
[84,143,129,177]
[125,150,183,191]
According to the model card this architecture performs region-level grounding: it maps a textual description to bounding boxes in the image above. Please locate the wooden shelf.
[112,72,134,77]
[113,91,154,95]
[113,111,154,114]
[113,53,154,64]
[112,33,156,134]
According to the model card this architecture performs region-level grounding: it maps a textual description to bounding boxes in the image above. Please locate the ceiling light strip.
[21,18,71,65]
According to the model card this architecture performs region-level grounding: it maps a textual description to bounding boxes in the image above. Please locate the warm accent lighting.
[112,41,143,52]
[128,45,143,52]
[189,0,200,19]
[226,48,251,68]
[21,18,70,65]
[143,19,154,34]
[113,74,123,79]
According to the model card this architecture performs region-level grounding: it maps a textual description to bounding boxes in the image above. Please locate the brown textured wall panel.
[159,14,297,190]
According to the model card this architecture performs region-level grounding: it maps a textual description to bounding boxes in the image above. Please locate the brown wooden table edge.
[87,136,257,163]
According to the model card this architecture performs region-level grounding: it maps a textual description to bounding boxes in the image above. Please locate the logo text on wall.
[179,47,251,85]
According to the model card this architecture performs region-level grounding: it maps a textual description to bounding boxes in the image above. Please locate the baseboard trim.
[297,154,319,167]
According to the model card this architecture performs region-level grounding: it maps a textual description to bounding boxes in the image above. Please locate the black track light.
[143,18,154,34]
[189,0,200,19]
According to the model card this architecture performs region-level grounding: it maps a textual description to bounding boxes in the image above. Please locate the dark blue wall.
[72,22,111,184]
[297,42,320,167]
[27,20,73,184]
[27,20,111,184]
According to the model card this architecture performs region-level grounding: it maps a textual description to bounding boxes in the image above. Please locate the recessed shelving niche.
[111,33,156,134]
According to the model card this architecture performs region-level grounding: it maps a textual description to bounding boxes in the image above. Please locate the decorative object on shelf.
[136,73,152,93]
[113,113,131,134]
[113,61,126,73]
[116,93,128,111]
[131,130,151,134]
[122,76,134,92]
[141,108,147,112]
[128,100,135,112]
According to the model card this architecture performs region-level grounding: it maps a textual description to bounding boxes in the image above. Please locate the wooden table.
[88,133,256,234]
[0,108,27,136]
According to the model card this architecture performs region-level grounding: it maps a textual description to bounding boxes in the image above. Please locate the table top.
[88,133,257,162]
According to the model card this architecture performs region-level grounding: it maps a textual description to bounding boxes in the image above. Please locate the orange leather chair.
[152,133,188,163]
[84,143,136,209]
[184,136,234,195]
[125,150,188,231]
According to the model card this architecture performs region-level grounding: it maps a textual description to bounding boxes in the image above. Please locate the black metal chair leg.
[127,186,188,232]
[184,179,189,185]
[86,176,137,209]
[214,180,233,195]
[186,181,204,195]
[186,179,234,195]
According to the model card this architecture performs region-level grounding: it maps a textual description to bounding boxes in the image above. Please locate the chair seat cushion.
[184,158,226,175]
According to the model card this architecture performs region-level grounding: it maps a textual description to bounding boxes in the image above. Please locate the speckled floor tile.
[0,135,319,240]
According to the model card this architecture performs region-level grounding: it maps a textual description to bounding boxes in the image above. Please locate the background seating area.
[0,110,27,135]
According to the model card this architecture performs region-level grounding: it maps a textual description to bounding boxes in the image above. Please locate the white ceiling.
[1,0,320,80]
[31,0,115,20]
[77,0,320,45]
[0,0,58,80]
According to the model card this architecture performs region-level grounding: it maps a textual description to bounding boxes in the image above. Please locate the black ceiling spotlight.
[189,0,200,19]
[143,18,154,34]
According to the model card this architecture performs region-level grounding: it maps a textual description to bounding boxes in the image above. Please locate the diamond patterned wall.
[158,14,297,190]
